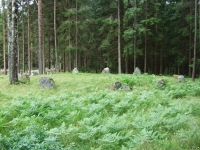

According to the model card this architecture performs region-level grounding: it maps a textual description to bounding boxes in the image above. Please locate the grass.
[0,73,200,149]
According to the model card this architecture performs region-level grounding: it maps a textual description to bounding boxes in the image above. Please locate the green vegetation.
[0,73,200,149]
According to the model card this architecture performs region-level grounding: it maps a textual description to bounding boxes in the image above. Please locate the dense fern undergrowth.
[0,73,200,150]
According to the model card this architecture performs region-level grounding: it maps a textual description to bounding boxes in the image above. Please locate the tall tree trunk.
[189,2,192,77]
[125,55,128,73]
[17,33,20,73]
[2,0,7,75]
[43,25,45,72]
[48,26,51,69]
[75,0,78,68]
[199,0,200,76]
[63,51,66,72]
[118,0,122,74]
[68,0,71,72]
[22,13,25,73]
[38,0,43,74]
[192,0,197,81]
[154,0,158,74]
[28,0,31,75]
[54,0,59,72]
[144,1,147,73]
[159,46,163,74]
[133,0,137,70]
[7,0,19,84]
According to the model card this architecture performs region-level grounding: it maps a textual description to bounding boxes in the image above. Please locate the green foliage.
[0,73,200,149]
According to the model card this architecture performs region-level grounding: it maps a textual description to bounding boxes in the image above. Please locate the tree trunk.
[54,0,59,72]
[28,0,31,75]
[38,0,43,74]
[199,0,200,76]
[63,51,66,72]
[68,0,71,72]
[189,2,192,77]
[2,0,7,75]
[48,26,51,69]
[22,12,25,73]
[133,0,137,70]
[75,0,78,68]
[43,24,45,72]
[125,54,128,73]
[192,0,197,81]
[7,0,19,84]
[159,47,163,74]
[118,0,122,74]
[144,1,147,73]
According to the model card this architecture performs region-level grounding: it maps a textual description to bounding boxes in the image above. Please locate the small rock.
[102,67,110,73]
[157,79,166,89]
[178,75,185,82]
[72,68,79,74]
[39,77,56,89]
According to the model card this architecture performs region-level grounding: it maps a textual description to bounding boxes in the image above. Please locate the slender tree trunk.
[28,0,31,75]
[133,0,137,70]
[144,1,147,73]
[17,33,20,73]
[160,46,163,74]
[154,0,158,74]
[189,2,192,77]
[7,0,19,84]
[2,0,7,75]
[199,0,200,76]
[68,0,71,72]
[125,54,128,73]
[192,0,197,81]
[54,0,59,72]
[118,0,122,74]
[48,26,51,69]
[38,0,43,74]
[43,25,45,72]
[22,13,25,73]
[75,0,78,68]
[63,51,66,72]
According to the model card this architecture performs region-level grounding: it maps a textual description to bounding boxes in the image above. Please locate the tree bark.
[68,0,71,72]
[192,0,197,81]
[7,0,19,84]
[28,0,31,75]
[38,0,43,74]
[2,0,7,75]
[22,12,25,73]
[188,2,192,77]
[75,0,78,68]
[118,0,122,74]
[54,0,59,72]
[144,1,147,73]
[133,0,137,70]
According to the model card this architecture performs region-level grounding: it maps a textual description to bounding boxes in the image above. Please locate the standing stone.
[178,75,185,82]
[111,81,122,90]
[133,67,141,74]
[20,74,30,83]
[102,67,110,73]
[157,78,166,89]
[72,68,79,74]
[39,77,56,89]
[111,81,132,91]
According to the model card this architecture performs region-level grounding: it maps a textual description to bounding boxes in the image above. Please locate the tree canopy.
[0,0,199,76]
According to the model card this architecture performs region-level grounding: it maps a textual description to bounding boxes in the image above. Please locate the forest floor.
[0,73,200,149]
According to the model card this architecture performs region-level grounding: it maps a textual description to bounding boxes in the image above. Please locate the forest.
[0,0,200,76]
[1,1,200,149]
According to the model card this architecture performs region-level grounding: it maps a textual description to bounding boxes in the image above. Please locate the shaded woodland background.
[0,0,199,76]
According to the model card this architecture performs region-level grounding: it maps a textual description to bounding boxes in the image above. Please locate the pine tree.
[7,0,19,84]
